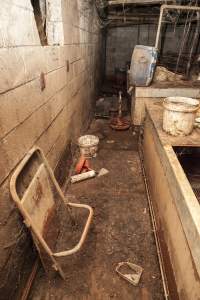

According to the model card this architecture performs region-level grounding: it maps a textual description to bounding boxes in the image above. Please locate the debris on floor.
[95,97,112,118]
[116,261,143,286]
[71,170,97,183]
[95,94,128,119]
[97,168,109,177]
[153,66,184,83]
[106,139,115,144]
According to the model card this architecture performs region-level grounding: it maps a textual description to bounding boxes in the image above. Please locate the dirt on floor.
[29,119,164,300]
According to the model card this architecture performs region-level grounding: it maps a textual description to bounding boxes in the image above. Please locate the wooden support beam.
[108,0,173,5]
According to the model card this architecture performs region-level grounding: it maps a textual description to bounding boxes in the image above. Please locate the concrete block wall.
[106,24,156,78]
[106,24,194,79]
[0,0,103,298]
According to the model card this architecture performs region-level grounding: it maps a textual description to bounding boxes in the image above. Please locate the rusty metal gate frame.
[10,146,93,279]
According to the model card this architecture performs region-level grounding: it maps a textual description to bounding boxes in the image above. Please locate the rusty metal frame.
[10,146,93,279]
[155,4,200,50]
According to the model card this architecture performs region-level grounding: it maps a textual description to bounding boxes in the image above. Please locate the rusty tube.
[155,4,200,50]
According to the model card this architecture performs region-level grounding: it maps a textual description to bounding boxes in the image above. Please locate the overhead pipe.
[155,4,200,50]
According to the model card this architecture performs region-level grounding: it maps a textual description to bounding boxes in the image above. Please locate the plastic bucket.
[163,97,199,136]
[78,135,99,158]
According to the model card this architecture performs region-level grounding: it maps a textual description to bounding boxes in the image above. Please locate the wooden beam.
[108,0,172,5]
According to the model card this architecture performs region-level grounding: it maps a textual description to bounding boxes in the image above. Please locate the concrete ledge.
[136,84,200,98]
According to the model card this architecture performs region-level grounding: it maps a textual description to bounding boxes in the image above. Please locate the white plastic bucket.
[163,97,199,136]
[78,135,99,158]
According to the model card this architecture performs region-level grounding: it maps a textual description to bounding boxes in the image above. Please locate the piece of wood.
[37,100,72,164]
[22,164,56,235]
[0,66,67,139]
[0,85,69,185]
[144,108,200,278]
[133,97,147,125]
[46,122,71,170]
[108,0,171,5]
[4,0,32,11]
[0,2,40,47]
[143,121,200,299]
[135,85,200,98]
[0,46,68,94]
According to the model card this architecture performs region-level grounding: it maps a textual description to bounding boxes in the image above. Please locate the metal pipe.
[53,202,94,257]
[186,11,200,78]
[118,91,122,118]
[155,4,200,50]
[175,7,192,73]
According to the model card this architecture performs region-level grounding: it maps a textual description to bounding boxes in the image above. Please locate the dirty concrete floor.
[29,120,164,300]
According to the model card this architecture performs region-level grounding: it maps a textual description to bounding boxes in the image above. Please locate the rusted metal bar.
[186,11,200,77]
[53,202,93,257]
[10,147,94,278]
[155,4,200,49]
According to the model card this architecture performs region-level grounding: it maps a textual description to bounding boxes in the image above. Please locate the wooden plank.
[0,101,71,224]
[0,71,91,186]
[22,164,55,234]
[68,69,88,98]
[0,47,44,93]
[36,91,72,155]
[0,46,68,94]
[0,66,67,140]
[0,2,40,47]
[46,118,72,169]
[108,0,170,5]
[73,59,85,77]
[144,112,200,278]
[0,52,93,184]
[4,0,33,10]
[133,97,147,125]
[0,114,70,226]
[135,86,200,98]
[47,21,64,46]
[0,85,69,185]
[143,122,200,299]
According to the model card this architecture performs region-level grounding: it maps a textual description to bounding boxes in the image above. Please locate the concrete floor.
[29,119,164,300]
